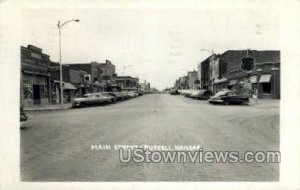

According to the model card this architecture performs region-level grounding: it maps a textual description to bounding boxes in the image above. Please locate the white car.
[72,93,112,107]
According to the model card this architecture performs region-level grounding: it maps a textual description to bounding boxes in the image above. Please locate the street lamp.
[57,19,80,105]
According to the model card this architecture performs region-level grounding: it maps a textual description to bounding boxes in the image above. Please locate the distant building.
[141,80,151,92]
[67,60,117,92]
[187,70,198,90]
[98,60,117,91]
[193,49,280,99]
[50,63,87,103]
[116,76,139,91]
[174,79,180,89]
[179,76,188,89]
[196,63,202,89]
[201,56,210,90]
[21,45,52,106]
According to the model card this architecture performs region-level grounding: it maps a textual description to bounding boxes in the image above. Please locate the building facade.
[116,76,139,91]
[217,50,280,99]
[194,49,280,99]
[178,76,188,89]
[187,70,198,90]
[50,64,87,103]
[67,60,117,92]
[141,80,151,93]
[98,60,117,91]
[201,56,210,90]
[21,45,52,106]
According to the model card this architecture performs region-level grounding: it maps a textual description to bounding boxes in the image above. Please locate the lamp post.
[57,19,80,105]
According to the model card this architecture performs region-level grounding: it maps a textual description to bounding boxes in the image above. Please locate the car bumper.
[208,99,224,104]
[72,102,81,107]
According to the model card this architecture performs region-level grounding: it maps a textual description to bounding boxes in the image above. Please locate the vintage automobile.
[127,91,139,98]
[182,89,198,97]
[119,91,130,99]
[208,90,249,105]
[170,89,179,95]
[110,91,126,100]
[100,92,119,102]
[72,93,112,108]
[190,89,213,100]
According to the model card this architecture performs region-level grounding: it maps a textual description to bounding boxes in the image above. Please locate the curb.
[24,106,72,112]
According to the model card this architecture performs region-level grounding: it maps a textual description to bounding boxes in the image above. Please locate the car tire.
[79,102,86,108]
[223,101,229,106]
[242,101,249,105]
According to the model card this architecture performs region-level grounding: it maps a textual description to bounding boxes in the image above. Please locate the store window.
[262,83,271,94]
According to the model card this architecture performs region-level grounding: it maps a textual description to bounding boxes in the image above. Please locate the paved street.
[21,94,279,181]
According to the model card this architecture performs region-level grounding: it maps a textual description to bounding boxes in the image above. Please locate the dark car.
[190,90,213,100]
[170,89,179,95]
[208,90,249,105]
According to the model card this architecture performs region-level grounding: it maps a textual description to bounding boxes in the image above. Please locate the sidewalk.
[248,98,280,108]
[24,103,72,112]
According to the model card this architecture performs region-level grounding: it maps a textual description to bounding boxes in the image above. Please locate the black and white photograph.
[1,0,300,189]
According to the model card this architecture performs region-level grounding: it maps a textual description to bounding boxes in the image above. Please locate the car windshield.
[95,93,105,97]
[195,90,207,95]
[214,90,231,97]
[83,94,93,98]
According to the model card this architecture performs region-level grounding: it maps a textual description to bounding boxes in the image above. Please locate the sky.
[21,5,280,90]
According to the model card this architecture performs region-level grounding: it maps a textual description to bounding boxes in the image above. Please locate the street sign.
[241,57,255,73]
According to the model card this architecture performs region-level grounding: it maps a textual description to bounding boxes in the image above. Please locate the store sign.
[241,57,255,73]
[31,52,41,59]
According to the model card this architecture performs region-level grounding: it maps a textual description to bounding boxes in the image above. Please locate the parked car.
[170,89,179,95]
[20,106,29,122]
[72,93,112,108]
[100,92,118,102]
[137,92,144,96]
[208,90,249,105]
[127,91,138,98]
[112,92,125,101]
[190,90,213,100]
[120,91,131,99]
[182,89,197,97]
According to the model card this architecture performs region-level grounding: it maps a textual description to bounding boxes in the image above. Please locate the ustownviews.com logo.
[118,148,281,164]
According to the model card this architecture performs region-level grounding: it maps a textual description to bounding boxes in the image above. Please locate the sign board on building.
[241,57,255,73]
[31,52,42,60]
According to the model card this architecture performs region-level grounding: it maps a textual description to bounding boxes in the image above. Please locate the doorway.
[33,84,41,104]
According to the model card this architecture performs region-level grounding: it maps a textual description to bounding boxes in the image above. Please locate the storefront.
[21,71,50,105]
[256,62,280,99]
[21,45,51,106]
[213,78,228,93]
[52,81,77,103]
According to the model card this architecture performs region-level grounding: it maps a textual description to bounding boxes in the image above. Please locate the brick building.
[67,60,116,92]
[187,70,198,90]
[21,45,52,106]
[116,76,139,91]
[218,50,280,99]
[50,63,87,103]
[196,49,280,99]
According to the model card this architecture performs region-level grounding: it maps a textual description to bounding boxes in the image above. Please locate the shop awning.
[63,82,76,90]
[214,78,228,84]
[249,75,257,83]
[54,80,77,90]
[228,80,237,86]
[259,74,271,83]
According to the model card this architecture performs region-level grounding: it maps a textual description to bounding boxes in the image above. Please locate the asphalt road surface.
[21,94,279,181]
